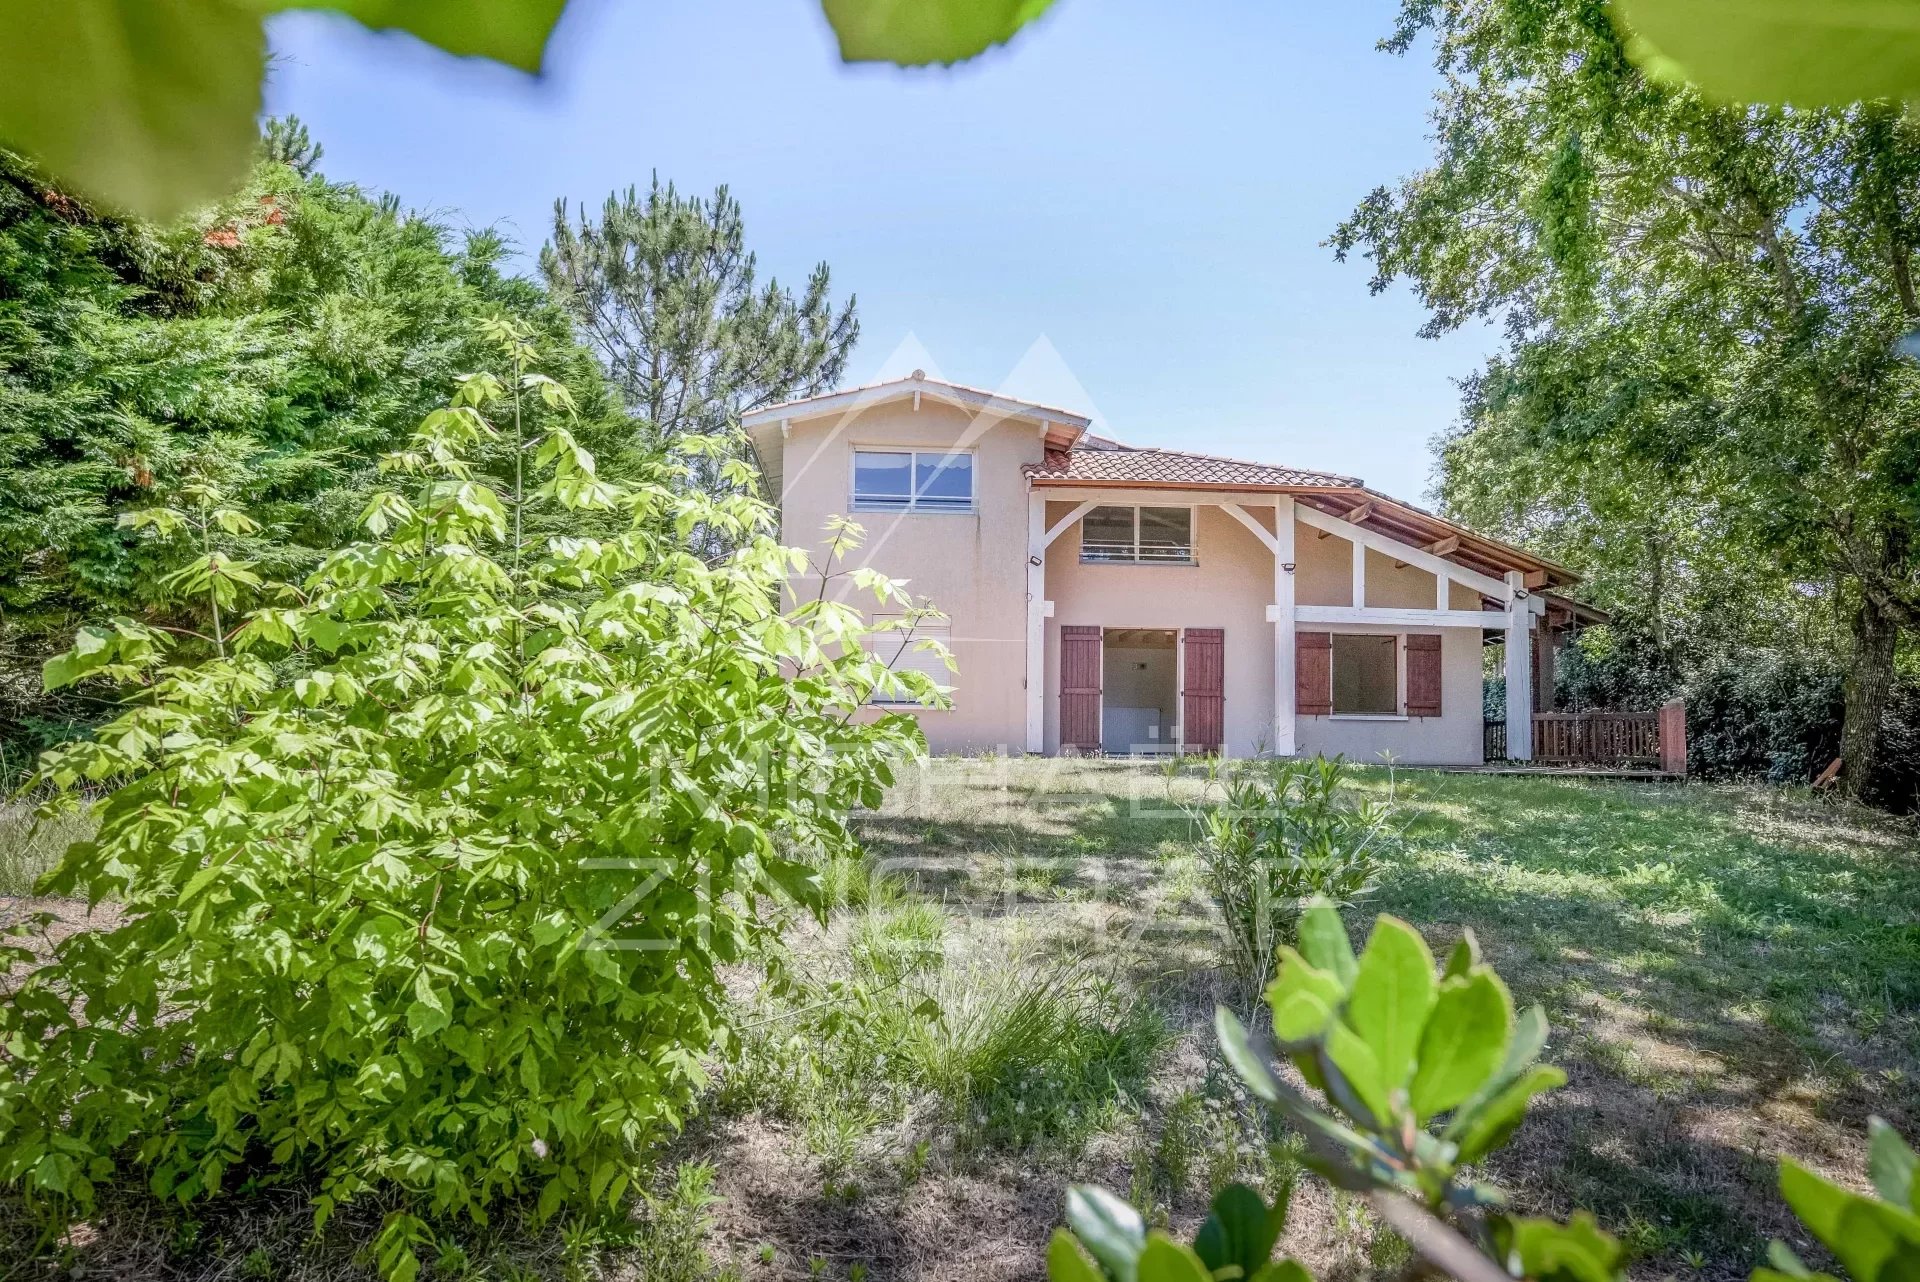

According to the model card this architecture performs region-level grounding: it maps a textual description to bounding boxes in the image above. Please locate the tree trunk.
[1840,591,1899,799]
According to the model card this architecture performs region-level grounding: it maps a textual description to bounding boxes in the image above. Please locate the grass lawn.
[692,759,1918,1282]
[2,761,1915,1281]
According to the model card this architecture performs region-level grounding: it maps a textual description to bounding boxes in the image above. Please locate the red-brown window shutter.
[1182,628,1225,753]
[1059,626,1103,750]
[1296,631,1331,716]
[1406,633,1443,718]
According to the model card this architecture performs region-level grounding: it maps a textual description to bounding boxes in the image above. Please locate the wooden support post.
[1026,491,1047,754]
[1658,699,1687,776]
[1351,537,1367,609]
[1504,571,1533,761]
[1273,497,1296,757]
[1533,625,1556,714]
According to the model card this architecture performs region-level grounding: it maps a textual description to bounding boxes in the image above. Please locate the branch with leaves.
[1048,900,1920,1282]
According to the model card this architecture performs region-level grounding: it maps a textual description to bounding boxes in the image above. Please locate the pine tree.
[540,177,858,497]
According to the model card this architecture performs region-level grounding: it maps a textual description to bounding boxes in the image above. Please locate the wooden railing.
[1532,711,1658,766]
[1484,700,1688,774]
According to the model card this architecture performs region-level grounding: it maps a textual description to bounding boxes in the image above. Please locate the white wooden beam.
[1352,538,1367,609]
[1296,606,1509,629]
[1504,570,1534,761]
[1435,569,1449,611]
[1273,497,1296,756]
[1026,491,1047,753]
[1220,502,1279,554]
[1295,503,1511,601]
[1041,500,1098,550]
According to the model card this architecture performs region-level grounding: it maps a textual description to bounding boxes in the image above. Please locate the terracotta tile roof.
[1024,446,1359,490]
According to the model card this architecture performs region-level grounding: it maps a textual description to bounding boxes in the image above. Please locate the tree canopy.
[541,178,857,503]
[1333,0,1920,799]
[0,129,624,759]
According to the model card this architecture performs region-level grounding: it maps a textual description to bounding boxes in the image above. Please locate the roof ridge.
[1069,442,1361,487]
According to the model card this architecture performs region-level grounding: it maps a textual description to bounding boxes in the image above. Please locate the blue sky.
[264,0,1496,503]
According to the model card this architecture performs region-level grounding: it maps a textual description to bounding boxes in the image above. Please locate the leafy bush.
[0,145,631,773]
[1550,631,1920,810]
[1049,902,1920,1282]
[1683,654,1845,785]
[1179,757,1390,1003]
[0,324,936,1277]
[1051,901,1608,1282]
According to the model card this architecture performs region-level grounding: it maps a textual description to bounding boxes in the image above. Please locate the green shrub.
[1049,901,1920,1282]
[1180,757,1390,1003]
[0,323,936,1278]
[1050,901,1608,1282]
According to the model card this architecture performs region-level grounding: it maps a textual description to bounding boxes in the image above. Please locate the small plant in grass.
[721,910,1168,1158]
[1179,756,1393,1004]
[1051,898,1920,1282]
[1049,900,1614,1282]
[0,321,937,1279]
[627,1162,727,1282]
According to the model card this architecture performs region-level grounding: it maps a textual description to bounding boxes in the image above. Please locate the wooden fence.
[1483,700,1688,774]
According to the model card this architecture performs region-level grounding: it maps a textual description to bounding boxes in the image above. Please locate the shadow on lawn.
[859,762,1919,1277]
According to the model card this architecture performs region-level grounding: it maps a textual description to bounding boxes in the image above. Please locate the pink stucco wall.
[772,397,1490,763]
[777,399,1041,753]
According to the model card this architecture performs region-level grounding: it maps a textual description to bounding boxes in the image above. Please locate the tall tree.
[0,128,622,760]
[1332,0,1920,797]
[540,177,858,490]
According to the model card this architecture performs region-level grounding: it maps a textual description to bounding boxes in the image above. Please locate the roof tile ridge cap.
[1126,444,1360,484]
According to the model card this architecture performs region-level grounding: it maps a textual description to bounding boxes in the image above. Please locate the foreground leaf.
[1448,1064,1566,1163]
[1780,1158,1920,1282]
[1048,1229,1106,1282]
[0,0,264,218]
[1614,0,1920,105]
[268,0,569,73]
[1192,1183,1288,1279]
[1868,1116,1919,1211]
[1297,898,1359,986]
[1409,970,1513,1121]
[1066,1185,1146,1282]
[822,0,1057,65]
[1346,915,1437,1089]
[1137,1235,1212,1282]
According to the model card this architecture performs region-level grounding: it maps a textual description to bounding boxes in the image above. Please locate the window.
[1331,634,1399,716]
[852,449,974,512]
[865,625,953,706]
[1079,505,1193,563]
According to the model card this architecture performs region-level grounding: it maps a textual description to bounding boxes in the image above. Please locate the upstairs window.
[1080,505,1193,564]
[852,449,974,512]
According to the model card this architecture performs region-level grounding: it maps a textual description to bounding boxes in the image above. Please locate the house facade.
[745,374,1582,766]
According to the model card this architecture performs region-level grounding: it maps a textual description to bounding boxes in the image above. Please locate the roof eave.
[740,375,1091,442]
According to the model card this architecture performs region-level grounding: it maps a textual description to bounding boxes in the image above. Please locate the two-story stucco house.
[745,373,1586,765]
